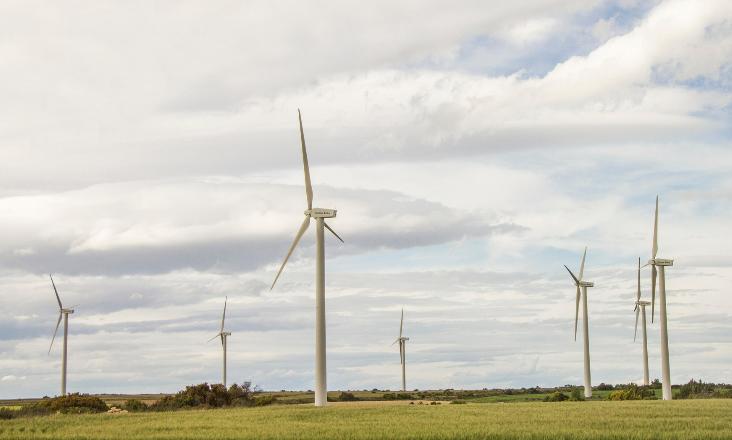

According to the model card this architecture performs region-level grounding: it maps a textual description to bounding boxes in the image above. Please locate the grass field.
[1,399,731,439]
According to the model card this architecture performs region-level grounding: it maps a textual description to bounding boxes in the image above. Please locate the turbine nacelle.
[305,208,337,218]
[579,281,594,287]
[635,301,651,306]
[221,332,231,337]
[647,258,673,267]
[60,309,74,314]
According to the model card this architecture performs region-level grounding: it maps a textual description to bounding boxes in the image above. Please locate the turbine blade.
[634,308,640,342]
[399,341,403,365]
[299,109,313,211]
[207,333,222,343]
[578,247,587,281]
[48,313,62,354]
[652,196,658,259]
[220,297,227,333]
[50,275,62,310]
[651,265,657,323]
[574,285,580,341]
[564,265,580,285]
[399,307,403,338]
[640,262,651,268]
[220,334,224,346]
[390,338,400,347]
[270,216,311,290]
[637,257,641,302]
[323,222,343,243]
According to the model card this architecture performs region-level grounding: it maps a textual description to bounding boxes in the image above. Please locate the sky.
[1,0,731,398]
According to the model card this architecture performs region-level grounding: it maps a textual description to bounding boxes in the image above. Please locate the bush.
[39,393,109,414]
[254,395,278,406]
[148,381,258,411]
[123,399,148,412]
[450,400,467,404]
[605,385,656,401]
[383,393,413,400]
[650,379,662,389]
[543,391,569,402]
[338,392,358,402]
[679,379,716,399]
[569,387,585,401]
[595,383,614,391]
[0,408,13,419]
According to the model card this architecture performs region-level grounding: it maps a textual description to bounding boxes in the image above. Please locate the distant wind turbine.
[634,258,651,386]
[208,297,231,387]
[270,109,343,407]
[640,196,674,400]
[48,275,77,396]
[390,308,409,392]
[564,247,594,399]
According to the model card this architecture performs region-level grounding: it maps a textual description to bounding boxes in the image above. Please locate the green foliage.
[337,392,358,402]
[382,393,413,400]
[254,395,278,407]
[122,399,148,412]
[543,391,569,402]
[0,408,13,419]
[605,384,656,401]
[679,379,717,399]
[569,387,585,401]
[595,383,614,391]
[148,382,258,411]
[650,378,662,389]
[449,400,467,404]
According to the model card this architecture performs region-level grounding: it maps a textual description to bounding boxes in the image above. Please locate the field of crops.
[1,399,731,440]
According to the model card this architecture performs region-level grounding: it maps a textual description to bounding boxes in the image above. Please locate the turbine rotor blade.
[574,285,580,341]
[578,247,587,281]
[323,222,343,243]
[651,265,657,323]
[399,307,403,338]
[634,308,640,342]
[564,265,580,285]
[637,257,641,302]
[390,338,400,347]
[652,196,659,259]
[221,297,227,333]
[207,332,222,343]
[298,109,313,211]
[220,334,224,346]
[399,341,403,364]
[49,313,62,354]
[50,275,62,310]
[270,216,311,290]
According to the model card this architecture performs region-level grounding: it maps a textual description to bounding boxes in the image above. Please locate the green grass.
[1,400,731,439]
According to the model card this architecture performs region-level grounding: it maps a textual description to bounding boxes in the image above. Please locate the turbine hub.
[61,309,74,314]
[305,208,336,218]
[579,281,594,287]
[652,258,674,266]
[222,332,231,336]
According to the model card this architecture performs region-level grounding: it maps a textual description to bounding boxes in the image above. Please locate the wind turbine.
[641,196,674,400]
[270,109,343,407]
[564,247,594,398]
[208,297,231,387]
[390,307,409,392]
[48,275,76,396]
[634,258,651,386]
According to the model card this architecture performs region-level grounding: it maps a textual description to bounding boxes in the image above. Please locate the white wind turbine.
[48,275,77,396]
[270,109,343,407]
[641,196,674,400]
[390,307,409,392]
[564,247,594,398]
[208,297,231,387]
[633,258,651,386]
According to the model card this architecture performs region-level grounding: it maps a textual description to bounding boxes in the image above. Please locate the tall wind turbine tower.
[564,248,594,398]
[271,110,343,407]
[390,308,409,392]
[48,275,76,396]
[634,258,651,386]
[641,196,674,400]
[208,297,231,387]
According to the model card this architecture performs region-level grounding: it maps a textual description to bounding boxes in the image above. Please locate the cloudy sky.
[1,0,731,398]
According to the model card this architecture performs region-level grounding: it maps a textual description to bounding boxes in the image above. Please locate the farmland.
[1,399,731,439]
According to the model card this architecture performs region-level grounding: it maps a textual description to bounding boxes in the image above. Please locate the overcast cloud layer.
[1,0,731,398]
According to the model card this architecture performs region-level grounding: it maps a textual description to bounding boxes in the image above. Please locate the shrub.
[338,392,358,402]
[123,399,148,412]
[383,393,413,400]
[148,381,258,411]
[254,395,278,406]
[679,379,716,399]
[450,400,467,404]
[42,393,109,414]
[650,379,662,389]
[605,385,656,401]
[595,383,614,391]
[569,387,585,401]
[543,392,569,402]
[0,408,13,419]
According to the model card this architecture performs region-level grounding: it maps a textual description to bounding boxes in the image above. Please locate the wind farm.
[3,1,732,439]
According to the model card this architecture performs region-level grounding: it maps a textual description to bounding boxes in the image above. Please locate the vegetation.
[0,400,731,439]
[679,379,732,399]
[605,384,657,401]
